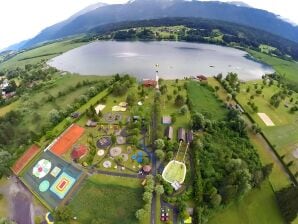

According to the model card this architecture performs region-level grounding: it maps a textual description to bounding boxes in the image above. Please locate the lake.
[48,41,274,80]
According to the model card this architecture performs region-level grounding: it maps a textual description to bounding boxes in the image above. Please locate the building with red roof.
[71,145,88,160]
[143,79,157,88]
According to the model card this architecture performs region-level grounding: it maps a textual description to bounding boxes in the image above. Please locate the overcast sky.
[0,0,297,50]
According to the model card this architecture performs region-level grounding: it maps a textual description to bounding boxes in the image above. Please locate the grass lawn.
[208,180,285,224]
[0,179,8,217]
[0,101,19,116]
[0,37,86,70]
[248,50,298,85]
[161,80,190,129]
[187,80,227,120]
[69,174,143,224]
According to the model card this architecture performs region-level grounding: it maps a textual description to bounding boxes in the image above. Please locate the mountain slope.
[21,2,107,49]
[23,0,298,48]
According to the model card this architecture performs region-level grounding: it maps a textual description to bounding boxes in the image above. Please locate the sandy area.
[257,113,275,126]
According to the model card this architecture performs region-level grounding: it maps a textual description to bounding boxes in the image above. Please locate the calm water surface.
[48,41,274,80]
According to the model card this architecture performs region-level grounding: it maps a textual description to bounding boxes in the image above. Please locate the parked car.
[160,207,169,222]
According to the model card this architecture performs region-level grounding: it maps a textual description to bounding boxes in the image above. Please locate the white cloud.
[0,0,297,50]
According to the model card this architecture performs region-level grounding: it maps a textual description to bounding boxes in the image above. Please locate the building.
[171,181,182,191]
[186,130,193,144]
[165,126,174,140]
[142,165,152,174]
[71,145,88,160]
[197,75,208,82]
[85,120,97,127]
[71,112,81,119]
[162,116,172,125]
[178,128,186,142]
[143,79,157,88]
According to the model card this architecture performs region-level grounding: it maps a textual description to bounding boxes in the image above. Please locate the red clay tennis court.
[12,145,40,175]
[50,124,85,156]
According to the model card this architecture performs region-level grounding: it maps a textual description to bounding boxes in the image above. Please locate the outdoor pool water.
[48,41,274,81]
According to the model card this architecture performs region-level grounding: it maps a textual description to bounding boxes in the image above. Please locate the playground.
[21,150,83,209]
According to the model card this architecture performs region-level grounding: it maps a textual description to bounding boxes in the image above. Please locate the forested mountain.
[19,3,107,49]
[20,0,298,49]
[90,17,298,60]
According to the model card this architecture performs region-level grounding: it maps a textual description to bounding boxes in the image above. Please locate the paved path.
[90,169,145,179]
[4,176,45,224]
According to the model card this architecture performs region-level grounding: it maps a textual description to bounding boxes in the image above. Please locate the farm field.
[0,37,86,70]
[69,174,143,224]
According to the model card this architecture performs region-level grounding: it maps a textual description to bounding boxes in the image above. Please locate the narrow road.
[12,192,32,224]
[89,169,145,179]
[150,104,158,224]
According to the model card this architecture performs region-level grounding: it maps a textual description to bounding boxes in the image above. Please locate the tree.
[155,185,165,195]
[126,93,137,106]
[262,163,273,179]
[251,123,261,134]
[111,134,116,145]
[226,94,232,102]
[53,206,72,223]
[191,113,205,130]
[165,151,174,161]
[154,139,165,150]
[276,186,298,223]
[135,209,147,220]
[0,218,16,224]
[160,85,168,95]
[210,193,222,208]
[175,94,185,107]
[88,87,97,97]
[49,109,61,124]
[143,191,153,203]
[216,73,223,81]
[167,94,173,101]
[155,150,165,160]
[179,105,188,115]
[214,86,220,92]
[0,150,13,179]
